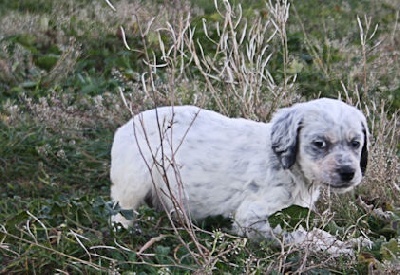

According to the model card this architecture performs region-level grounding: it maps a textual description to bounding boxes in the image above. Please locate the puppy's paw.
[289,227,356,256]
[111,213,133,230]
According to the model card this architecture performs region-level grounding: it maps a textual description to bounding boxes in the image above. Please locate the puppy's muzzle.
[337,165,355,182]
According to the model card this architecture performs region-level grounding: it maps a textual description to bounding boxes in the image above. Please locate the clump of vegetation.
[0,0,399,273]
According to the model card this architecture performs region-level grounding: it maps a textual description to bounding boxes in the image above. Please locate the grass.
[0,0,399,273]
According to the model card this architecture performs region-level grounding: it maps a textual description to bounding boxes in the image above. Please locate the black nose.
[338,166,355,182]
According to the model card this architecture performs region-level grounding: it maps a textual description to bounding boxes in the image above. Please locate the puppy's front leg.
[232,200,275,238]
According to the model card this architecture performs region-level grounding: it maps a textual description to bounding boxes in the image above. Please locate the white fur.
[110,98,369,241]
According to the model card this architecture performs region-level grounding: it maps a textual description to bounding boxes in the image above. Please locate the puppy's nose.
[338,166,355,182]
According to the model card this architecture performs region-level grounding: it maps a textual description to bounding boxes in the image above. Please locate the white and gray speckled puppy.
[110,98,369,239]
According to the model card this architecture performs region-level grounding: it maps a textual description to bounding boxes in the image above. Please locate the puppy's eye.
[312,140,326,149]
[351,140,361,149]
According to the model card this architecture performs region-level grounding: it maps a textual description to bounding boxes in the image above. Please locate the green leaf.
[15,34,38,52]
[287,58,304,74]
[20,81,39,88]
[268,205,314,230]
[120,209,135,221]
[380,238,400,262]
[155,245,171,256]
[6,210,30,228]
[35,54,59,71]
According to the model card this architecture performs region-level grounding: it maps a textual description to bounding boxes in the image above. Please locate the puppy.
[110,98,369,240]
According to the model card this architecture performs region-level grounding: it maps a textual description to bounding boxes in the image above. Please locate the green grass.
[0,0,399,273]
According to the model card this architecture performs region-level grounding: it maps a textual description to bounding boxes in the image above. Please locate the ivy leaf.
[268,205,315,230]
[104,200,135,221]
[120,209,135,221]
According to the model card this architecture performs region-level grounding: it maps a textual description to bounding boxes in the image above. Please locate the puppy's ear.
[270,108,303,169]
[360,123,369,175]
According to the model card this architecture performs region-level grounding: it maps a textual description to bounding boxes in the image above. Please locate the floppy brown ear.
[360,124,369,175]
[270,108,303,169]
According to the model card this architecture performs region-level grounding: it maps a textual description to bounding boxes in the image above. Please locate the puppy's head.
[271,98,369,191]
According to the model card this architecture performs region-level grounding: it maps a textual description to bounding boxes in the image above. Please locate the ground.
[0,0,399,273]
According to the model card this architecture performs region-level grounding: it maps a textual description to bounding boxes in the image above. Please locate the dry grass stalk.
[357,15,380,99]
